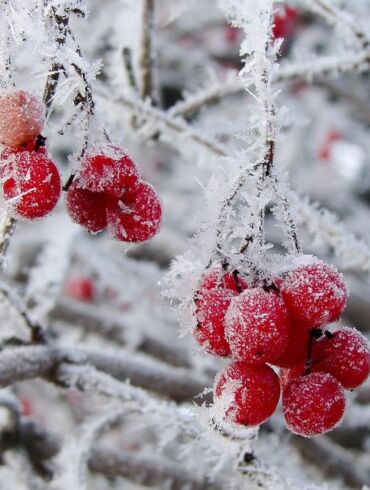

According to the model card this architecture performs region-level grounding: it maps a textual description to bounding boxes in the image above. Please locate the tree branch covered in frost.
[51,405,138,490]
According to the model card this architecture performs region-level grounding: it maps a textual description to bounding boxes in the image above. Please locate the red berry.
[273,6,298,39]
[66,182,109,233]
[224,26,239,45]
[280,262,348,329]
[0,90,44,147]
[107,181,162,243]
[78,146,139,197]
[225,288,290,365]
[318,130,342,161]
[20,396,33,417]
[214,361,280,426]
[1,151,61,219]
[64,276,95,302]
[274,320,310,368]
[194,289,234,357]
[283,372,345,437]
[312,328,370,389]
[198,265,248,294]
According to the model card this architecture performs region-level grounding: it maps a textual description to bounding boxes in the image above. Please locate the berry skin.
[0,90,44,147]
[214,361,280,427]
[198,265,248,294]
[78,146,139,197]
[225,288,290,365]
[193,266,247,357]
[194,289,234,357]
[66,182,109,233]
[280,262,348,329]
[312,328,370,389]
[107,181,162,243]
[273,6,298,39]
[274,320,310,368]
[283,372,345,437]
[2,151,61,219]
[65,276,95,302]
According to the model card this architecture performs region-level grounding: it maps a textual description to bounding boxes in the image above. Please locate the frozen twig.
[292,435,370,488]
[51,297,192,368]
[0,345,211,402]
[307,0,369,47]
[169,50,370,120]
[138,0,155,101]
[122,47,138,93]
[0,214,16,268]
[90,445,221,490]
[51,405,137,490]
[105,92,227,156]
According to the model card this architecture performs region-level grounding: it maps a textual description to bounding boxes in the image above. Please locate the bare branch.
[51,297,192,368]
[90,445,221,490]
[0,214,16,268]
[292,435,370,488]
[0,345,211,402]
[138,0,155,101]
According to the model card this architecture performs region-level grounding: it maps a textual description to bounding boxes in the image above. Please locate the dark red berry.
[2,150,60,219]
[78,145,139,197]
[283,372,345,437]
[273,6,298,39]
[107,181,162,242]
[198,265,248,294]
[214,361,280,426]
[280,262,348,329]
[194,289,234,357]
[274,320,310,368]
[312,327,370,389]
[66,183,109,233]
[65,276,95,302]
[225,288,290,365]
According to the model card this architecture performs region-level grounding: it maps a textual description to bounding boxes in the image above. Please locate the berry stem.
[63,173,75,192]
[304,328,323,375]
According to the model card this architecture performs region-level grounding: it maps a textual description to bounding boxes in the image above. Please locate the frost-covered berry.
[274,320,310,368]
[280,262,348,329]
[194,289,234,357]
[0,90,44,147]
[193,266,247,357]
[107,181,162,242]
[65,276,95,302]
[283,372,345,437]
[198,265,248,294]
[312,328,370,389]
[225,288,290,365]
[78,146,139,197]
[66,182,110,233]
[214,361,280,426]
[2,151,61,219]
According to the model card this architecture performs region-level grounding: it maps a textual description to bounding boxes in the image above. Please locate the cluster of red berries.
[194,260,370,437]
[66,145,162,243]
[0,90,61,219]
[0,90,162,243]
